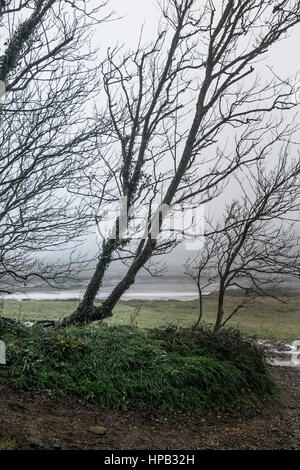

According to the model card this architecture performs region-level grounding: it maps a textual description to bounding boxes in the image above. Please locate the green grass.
[0,324,275,414]
[1,295,300,340]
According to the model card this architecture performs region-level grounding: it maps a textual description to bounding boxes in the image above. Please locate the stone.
[88,426,107,436]
[28,442,47,450]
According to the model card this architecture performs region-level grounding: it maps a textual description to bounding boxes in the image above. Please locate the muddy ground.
[0,366,299,450]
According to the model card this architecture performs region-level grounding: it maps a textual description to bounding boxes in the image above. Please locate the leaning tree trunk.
[62,238,156,325]
[61,239,118,325]
[96,239,157,318]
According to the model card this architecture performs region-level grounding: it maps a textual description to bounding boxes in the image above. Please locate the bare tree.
[184,239,218,329]
[0,0,110,292]
[61,0,300,326]
[187,151,300,333]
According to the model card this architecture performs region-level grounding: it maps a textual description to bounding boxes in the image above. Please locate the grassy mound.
[0,324,276,414]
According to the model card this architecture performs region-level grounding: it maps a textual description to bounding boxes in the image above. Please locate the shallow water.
[0,281,207,301]
[258,340,300,368]
[1,289,200,301]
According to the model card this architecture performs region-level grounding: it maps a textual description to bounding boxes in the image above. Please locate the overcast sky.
[97,0,300,75]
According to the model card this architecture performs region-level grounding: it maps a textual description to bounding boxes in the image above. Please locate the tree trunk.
[192,285,203,330]
[213,284,225,333]
[62,238,157,325]
[61,239,117,325]
[94,239,157,319]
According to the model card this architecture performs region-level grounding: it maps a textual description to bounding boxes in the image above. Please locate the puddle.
[257,340,300,368]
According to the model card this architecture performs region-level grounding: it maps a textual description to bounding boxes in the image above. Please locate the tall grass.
[0,324,275,414]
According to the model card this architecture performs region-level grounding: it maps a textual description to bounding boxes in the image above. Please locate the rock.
[50,443,61,450]
[29,442,47,450]
[88,426,107,436]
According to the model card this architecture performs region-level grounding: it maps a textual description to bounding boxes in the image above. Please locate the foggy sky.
[49,1,300,273]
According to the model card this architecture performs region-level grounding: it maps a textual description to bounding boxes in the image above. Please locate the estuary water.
[0,281,209,301]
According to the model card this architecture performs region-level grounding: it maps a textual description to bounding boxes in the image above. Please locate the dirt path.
[0,366,299,450]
